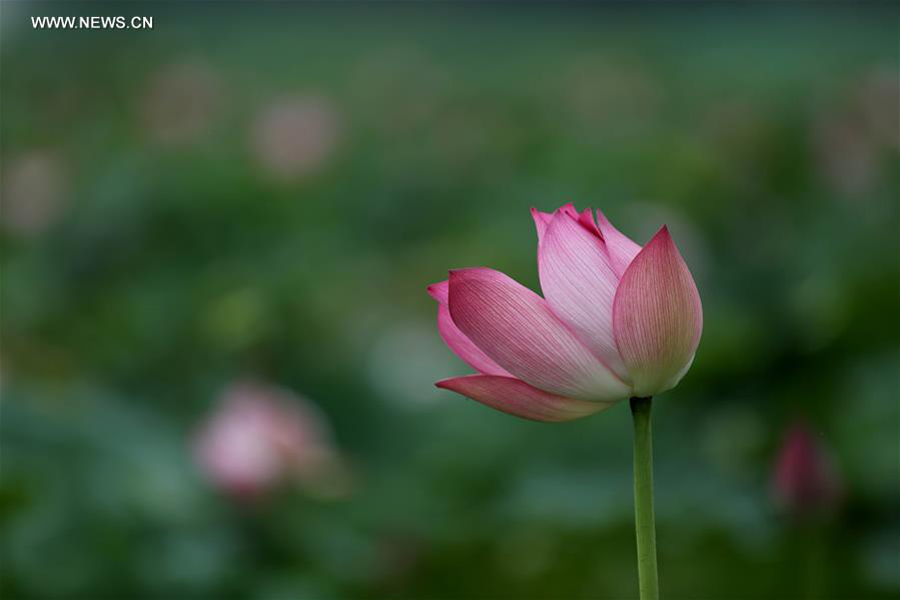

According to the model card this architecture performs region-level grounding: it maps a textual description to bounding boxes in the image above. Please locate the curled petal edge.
[436,375,615,423]
[428,280,511,376]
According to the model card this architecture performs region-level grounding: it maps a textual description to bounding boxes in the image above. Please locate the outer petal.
[428,280,512,376]
[448,268,630,401]
[436,375,614,422]
[612,226,702,397]
[539,210,630,381]
[597,209,643,279]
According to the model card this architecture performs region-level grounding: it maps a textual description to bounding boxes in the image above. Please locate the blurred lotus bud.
[194,381,349,500]
[1,151,67,239]
[813,67,898,198]
[140,60,223,145]
[773,422,843,516]
[813,106,877,198]
[250,94,341,181]
[856,68,899,148]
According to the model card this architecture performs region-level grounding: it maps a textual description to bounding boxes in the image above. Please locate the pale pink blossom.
[812,68,899,198]
[855,68,899,148]
[429,204,702,422]
[194,381,345,499]
[250,95,340,181]
[1,151,67,238]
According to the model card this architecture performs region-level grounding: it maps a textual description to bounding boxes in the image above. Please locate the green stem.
[631,396,659,600]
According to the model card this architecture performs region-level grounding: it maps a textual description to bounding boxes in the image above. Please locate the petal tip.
[435,378,457,390]
[427,280,449,303]
[596,208,610,224]
[647,224,675,249]
[532,207,552,238]
[447,269,468,290]
[433,375,612,422]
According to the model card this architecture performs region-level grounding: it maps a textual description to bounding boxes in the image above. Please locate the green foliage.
[2,5,898,599]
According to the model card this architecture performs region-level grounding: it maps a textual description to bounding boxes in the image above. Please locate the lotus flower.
[250,94,341,181]
[194,381,345,499]
[429,203,702,422]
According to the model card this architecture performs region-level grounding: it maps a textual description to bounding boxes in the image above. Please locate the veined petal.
[436,375,614,422]
[597,209,643,279]
[539,209,630,381]
[612,226,703,397]
[560,203,579,218]
[438,306,513,376]
[532,202,577,243]
[577,207,603,238]
[448,268,630,401]
[429,280,512,376]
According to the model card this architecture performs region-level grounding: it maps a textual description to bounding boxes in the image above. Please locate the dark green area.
[1,3,898,599]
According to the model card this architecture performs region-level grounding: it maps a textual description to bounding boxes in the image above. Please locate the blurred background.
[1,3,898,599]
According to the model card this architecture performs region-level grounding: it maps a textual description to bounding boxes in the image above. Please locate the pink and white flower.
[194,381,345,499]
[429,204,702,422]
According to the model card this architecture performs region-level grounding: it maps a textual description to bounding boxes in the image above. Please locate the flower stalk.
[631,396,659,600]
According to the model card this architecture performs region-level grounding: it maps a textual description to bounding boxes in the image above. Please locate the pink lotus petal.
[436,375,614,422]
[448,267,631,401]
[532,202,578,243]
[539,209,630,381]
[559,202,578,218]
[427,280,450,304]
[437,306,512,376]
[577,207,603,239]
[612,226,702,397]
[531,208,553,241]
[428,280,512,376]
[597,209,643,278]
